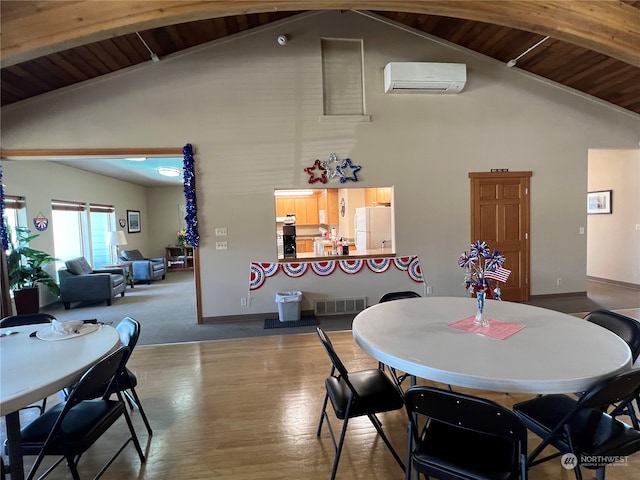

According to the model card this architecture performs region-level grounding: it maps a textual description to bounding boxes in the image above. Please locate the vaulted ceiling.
[1,1,639,116]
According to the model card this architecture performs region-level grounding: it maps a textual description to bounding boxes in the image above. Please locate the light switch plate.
[215,241,228,250]
[215,227,228,236]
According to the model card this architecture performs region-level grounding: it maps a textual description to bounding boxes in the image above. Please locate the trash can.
[275,291,302,322]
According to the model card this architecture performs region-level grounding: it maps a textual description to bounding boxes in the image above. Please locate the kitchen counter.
[278,248,395,263]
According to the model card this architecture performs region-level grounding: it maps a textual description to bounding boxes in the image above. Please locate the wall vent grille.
[314,297,367,316]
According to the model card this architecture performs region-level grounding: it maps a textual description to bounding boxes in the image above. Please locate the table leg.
[5,411,24,480]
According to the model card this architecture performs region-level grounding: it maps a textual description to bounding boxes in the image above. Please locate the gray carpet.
[42,273,638,346]
[42,271,354,345]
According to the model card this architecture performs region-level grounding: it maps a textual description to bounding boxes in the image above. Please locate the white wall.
[2,11,639,318]
[587,149,640,285]
[1,160,149,304]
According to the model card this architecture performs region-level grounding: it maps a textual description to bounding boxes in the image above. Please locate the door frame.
[0,147,203,323]
[469,171,531,302]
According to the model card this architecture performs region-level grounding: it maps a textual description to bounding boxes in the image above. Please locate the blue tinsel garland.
[183,143,199,248]
[0,162,7,251]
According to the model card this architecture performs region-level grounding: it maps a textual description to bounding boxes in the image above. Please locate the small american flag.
[485,266,511,283]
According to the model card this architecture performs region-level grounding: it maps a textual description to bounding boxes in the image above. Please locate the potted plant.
[6,225,60,314]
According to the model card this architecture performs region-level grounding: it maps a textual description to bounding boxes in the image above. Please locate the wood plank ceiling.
[1,1,639,115]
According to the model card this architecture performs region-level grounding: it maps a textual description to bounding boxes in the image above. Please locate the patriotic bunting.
[249,256,423,290]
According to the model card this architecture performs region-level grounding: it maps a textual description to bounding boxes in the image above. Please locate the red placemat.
[449,316,525,340]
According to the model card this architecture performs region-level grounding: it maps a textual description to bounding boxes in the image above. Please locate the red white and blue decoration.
[249,263,266,290]
[310,261,337,276]
[336,158,362,183]
[338,259,364,274]
[0,163,7,251]
[259,262,280,277]
[282,262,308,277]
[458,240,511,326]
[33,212,49,231]
[249,255,423,290]
[304,159,328,184]
[366,258,391,273]
[306,153,362,184]
[183,143,200,248]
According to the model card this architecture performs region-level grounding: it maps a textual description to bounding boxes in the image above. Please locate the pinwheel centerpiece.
[458,241,511,327]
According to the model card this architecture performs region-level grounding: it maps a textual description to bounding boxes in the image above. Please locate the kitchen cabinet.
[318,189,339,225]
[365,187,392,206]
[275,198,295,217]
[275,196,318,225]
[296,239,314,253]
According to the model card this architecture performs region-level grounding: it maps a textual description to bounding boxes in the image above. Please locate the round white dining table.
[0,323,120,480]
[352,297,632,395]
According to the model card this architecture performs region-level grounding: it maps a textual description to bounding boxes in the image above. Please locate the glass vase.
[474,290,489,327]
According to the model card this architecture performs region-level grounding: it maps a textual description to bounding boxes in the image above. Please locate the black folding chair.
[513,369,640,480]
[315,327,405,480]
[584,309,640,428]
[377,291,421,388]
[404,385,528,480]
[4,347,145,480]
[62,316,153,436]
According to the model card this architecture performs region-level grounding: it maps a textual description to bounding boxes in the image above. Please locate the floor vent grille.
[314,297,367,316]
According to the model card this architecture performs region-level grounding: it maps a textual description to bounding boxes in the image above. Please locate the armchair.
[59,257,126,309]
[120,249,167,284]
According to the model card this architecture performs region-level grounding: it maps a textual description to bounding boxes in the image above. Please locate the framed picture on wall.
[587,190,612,214]
[127,210,141,233]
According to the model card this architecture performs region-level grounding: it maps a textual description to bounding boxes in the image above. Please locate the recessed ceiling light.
[274,189,314,196]
[157,167,182,177]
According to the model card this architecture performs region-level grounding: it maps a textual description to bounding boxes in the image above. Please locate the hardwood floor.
[4,330,639,479]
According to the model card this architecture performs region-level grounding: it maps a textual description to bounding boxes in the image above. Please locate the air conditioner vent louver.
[314,297,367,316]
[384,62,466,94]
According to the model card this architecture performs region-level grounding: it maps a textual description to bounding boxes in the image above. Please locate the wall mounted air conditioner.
[384,62,467,94]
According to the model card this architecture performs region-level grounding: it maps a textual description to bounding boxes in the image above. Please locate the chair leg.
[316,392,330,437]
[330,416,350,480]
[368,413,405,471]
[127,387,153,436]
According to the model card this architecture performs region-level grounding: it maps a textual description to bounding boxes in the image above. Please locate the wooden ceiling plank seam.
[3,63,54,92]
[161,24,189,52]
[32,55,78,86]
[223,16,241,36]
[85,41,127,71]
[72,45,112,76]
[113,34,148,66]
[57,50,99,81]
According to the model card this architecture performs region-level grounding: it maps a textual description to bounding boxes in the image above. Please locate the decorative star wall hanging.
[305,153,362,184]
[321,153,341,179]
[336,158,362,183]
[304,159,328,184]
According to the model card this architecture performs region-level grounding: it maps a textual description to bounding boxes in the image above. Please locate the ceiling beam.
[1,1,639,68]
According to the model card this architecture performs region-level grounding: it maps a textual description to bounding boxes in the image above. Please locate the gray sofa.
[59,257,126,309]
[120,249,167,284]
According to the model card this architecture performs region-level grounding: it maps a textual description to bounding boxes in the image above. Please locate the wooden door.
[469,172,531,302]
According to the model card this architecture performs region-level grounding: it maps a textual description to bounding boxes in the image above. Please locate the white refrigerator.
[354,207,392,251]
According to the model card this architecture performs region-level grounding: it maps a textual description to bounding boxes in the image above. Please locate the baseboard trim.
[529,291,587,301]
[587,276,640,290]
[203,309,316,324]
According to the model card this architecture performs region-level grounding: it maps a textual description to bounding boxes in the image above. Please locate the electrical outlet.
[215,227,227,236]
[556,278,562,286]
[215,241,228,250]
[240,297,247,306]
[426,286,433,295]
